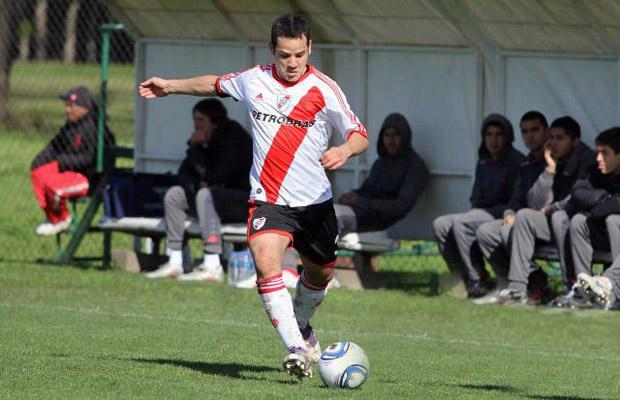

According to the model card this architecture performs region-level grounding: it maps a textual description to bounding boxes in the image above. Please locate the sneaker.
[300,324,321,363]
[576,273,612,309]
[497,288,528,305]
[283,346,313,380]
[144,263,183,279]
[466,280,488,299]
[35,216,72,236]
[177,264,224,282]
[548,285,594,309]
[472,289,503,305]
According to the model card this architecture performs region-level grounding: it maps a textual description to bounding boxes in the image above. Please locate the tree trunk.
[34,0,47,60]
[63,0,79,64]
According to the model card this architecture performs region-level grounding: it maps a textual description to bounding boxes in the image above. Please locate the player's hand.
[190,130,208,145]
[339,191,358,205]
[540,204,550,214]
[503,213,515,225]
[139,77,171,98]
[320,144,352,170]
[544,141,556,174]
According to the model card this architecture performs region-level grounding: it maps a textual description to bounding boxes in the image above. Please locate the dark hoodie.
[31,96,115,177]
[177,119,253,203]
[350,113,429,231]
[529,142,596,211]
[469,113,525,218]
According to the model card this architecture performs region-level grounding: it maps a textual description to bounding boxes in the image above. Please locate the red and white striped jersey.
[215,64,367,207]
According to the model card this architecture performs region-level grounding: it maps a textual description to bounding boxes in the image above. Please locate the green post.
[50,23,124,265]
[97,23,123,173]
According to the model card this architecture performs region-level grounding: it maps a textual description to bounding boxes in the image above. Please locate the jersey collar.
[271,64,314,88]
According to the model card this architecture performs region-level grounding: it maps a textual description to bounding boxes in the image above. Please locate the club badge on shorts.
[253,217,266,230]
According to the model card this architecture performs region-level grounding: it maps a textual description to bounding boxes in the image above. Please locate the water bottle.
[228,252,240,285]
[241,250,255,282]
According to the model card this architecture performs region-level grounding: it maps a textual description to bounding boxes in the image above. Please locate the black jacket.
[470,114,525,218]
[505,153,547,215]
[178,119,252,201]
[31,113,115,177]
[561,168,620,218]
[351,113,429,230]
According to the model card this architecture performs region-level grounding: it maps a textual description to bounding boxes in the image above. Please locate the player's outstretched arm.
[320,134,368,170]
[139,75,220,99]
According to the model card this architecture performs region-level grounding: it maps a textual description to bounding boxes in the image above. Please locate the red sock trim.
[300,272,329,291]
[257,273,286,294]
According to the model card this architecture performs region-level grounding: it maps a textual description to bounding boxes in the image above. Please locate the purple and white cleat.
[300,324,321,363]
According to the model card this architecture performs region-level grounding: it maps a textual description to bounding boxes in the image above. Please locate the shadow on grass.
[377,270,436,294]
[132,358,296,384]
[453,383,610,400]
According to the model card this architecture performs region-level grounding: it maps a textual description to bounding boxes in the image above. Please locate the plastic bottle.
[228,252,240,285]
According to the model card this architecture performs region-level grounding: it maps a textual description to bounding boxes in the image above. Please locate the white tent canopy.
[109,0,620,239]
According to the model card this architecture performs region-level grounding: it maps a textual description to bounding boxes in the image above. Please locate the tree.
[0,0,35,124]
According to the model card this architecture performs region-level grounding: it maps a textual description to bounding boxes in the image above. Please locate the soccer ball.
[318,341,369,389]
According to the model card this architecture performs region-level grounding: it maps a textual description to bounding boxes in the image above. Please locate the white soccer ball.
[318,341,370,389]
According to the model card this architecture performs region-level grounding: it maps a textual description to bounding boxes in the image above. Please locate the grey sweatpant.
[476,219,513,287]
[433,209,494,281]
[164,185,248,254]
[507,208,571,293]
[333,204,358,235]
[570,214,620,302]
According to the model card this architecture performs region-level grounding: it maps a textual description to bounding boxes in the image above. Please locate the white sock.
[293,272,328,329]
[203,253,221,271]
[168,250,182,268]
[257,273,306,351]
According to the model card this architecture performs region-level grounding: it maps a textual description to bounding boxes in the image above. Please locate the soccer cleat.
[497,288,528,305]
[35,216,72,236]
[144,262,183,279]
[283,346,313,381]
[300,324,321,363]
[176,264,224,282]
[472,289,503,305]
[465,280,488,299]
[576,273,612,309]
[548,285,594,309]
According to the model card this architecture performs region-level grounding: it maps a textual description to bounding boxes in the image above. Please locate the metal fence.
[0,0,135,265]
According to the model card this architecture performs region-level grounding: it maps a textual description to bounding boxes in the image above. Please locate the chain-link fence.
[0,0,135,265]
[0,0,446,291]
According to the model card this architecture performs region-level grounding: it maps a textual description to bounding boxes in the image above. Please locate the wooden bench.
[98,216,399,288]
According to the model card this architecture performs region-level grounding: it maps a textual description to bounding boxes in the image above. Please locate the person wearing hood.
[31,86,115,236]
[146,99,253,282]
[498,116,595,305]
[334,113,429,235]
[474,111,549,304]
[433,113,525,298]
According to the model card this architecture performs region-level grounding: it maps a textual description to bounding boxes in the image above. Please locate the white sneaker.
[144,263,183,279]
[177,264,224,282]
[35,216,72,236]
[577,273,613,309]
[472,289,503,305]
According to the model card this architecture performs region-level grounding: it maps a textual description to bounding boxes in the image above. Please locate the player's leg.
[474,219,509,304]
[504,208,550,303]
[451,209,495,297]
[550,210,573,289]
[178,187,224,281]
[146,185,187,278]
[433,213,468,277]
[250,233,312,379]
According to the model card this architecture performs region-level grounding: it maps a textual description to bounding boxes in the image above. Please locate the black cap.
[59,86,95,109]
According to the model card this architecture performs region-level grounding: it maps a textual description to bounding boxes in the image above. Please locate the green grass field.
[1,261,619,399]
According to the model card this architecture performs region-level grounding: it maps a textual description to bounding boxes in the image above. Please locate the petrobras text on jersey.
[251,110,316,128]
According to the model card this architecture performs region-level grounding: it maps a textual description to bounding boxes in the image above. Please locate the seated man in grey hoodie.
[433,114,525,298]
[498,116,595,304]
[334,113,429,235]
[474,111,549,304]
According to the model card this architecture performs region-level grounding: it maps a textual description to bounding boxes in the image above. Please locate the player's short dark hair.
[550,116,581,139]
[193,98,227,125]
[520,111,548,129]
[270,14,311,49]
[595,127,620,154]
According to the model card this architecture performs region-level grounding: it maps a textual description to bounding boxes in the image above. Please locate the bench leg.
[353,252,381,289]
[102,231,112,269]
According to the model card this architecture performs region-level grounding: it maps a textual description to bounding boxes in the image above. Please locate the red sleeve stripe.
[313,70,367,134]
[215,77,224,97]
[346,129,368,141]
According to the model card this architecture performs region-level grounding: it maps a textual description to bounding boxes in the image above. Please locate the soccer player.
[139,14,368,380]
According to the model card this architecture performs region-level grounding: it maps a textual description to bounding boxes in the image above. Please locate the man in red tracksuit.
[30,86,114,235]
